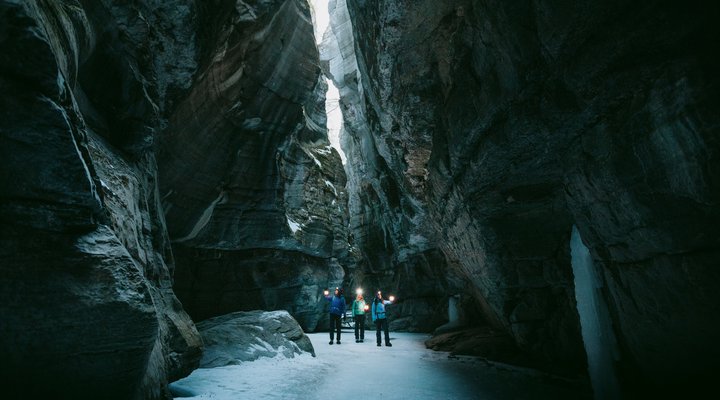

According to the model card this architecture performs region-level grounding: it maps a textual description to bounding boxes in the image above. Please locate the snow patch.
[314,146,332,155]
[324,179,338,196]
[310,152,322,167]
[240,117,262,130]
[174,191,227,243]
[248,340,273,353]
[408,233,429,248]
[219,63,245,91]
[287,217,302,233]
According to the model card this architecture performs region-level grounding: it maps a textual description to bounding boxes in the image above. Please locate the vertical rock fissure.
[316,0,463,335]
[309,0,347,166]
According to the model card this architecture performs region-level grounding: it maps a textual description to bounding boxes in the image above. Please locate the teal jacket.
[352,299,366,316]
[372,299,391,322]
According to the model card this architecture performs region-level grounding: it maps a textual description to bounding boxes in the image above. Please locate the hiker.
[352,290,367,343]
[372,290,394,347]
[324,287,345,345]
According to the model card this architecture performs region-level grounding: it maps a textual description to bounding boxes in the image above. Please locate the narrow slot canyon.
[1,0,718,399]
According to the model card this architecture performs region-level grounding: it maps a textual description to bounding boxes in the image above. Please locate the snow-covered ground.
[170,332,588,400]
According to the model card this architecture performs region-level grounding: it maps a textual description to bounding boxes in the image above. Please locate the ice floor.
[170,331,590,400]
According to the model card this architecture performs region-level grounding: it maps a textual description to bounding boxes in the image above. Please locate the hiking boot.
[329,341,334,345]
[377,343,381,347]
[385,343,392,347]
[356,339,360,343]
[337,341,341,345]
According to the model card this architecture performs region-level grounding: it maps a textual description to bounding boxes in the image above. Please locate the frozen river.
[170,332,590,399]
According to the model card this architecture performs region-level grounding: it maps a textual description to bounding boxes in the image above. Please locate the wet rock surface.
[196,310,315,368]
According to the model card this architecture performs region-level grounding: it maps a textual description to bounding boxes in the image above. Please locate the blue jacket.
[326,295,346,316]
[372,299,391,322]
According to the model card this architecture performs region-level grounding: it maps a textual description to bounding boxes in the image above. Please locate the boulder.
[196,310,315,368]
[425,327,533,372]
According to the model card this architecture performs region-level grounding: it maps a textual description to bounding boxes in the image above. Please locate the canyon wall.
[320,0,463,334]
[0,0,203,398]
[1,0,348,395]
[157,0,350,332]
[334,0,720,393]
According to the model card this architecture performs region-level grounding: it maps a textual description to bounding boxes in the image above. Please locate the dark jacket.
[326,295,346,316]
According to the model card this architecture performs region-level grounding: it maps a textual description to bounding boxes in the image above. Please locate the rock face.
[331,0,720,394]
[319,0,463,335]
[158,0,350,332]
[196,310,315,368]
[0,1,202,398]
[425,327,529,368]
[1,0,349,395]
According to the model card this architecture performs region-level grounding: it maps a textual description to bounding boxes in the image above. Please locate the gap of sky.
[310,0,346,164]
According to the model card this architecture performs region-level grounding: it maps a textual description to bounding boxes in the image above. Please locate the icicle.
[570,225,621,400]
